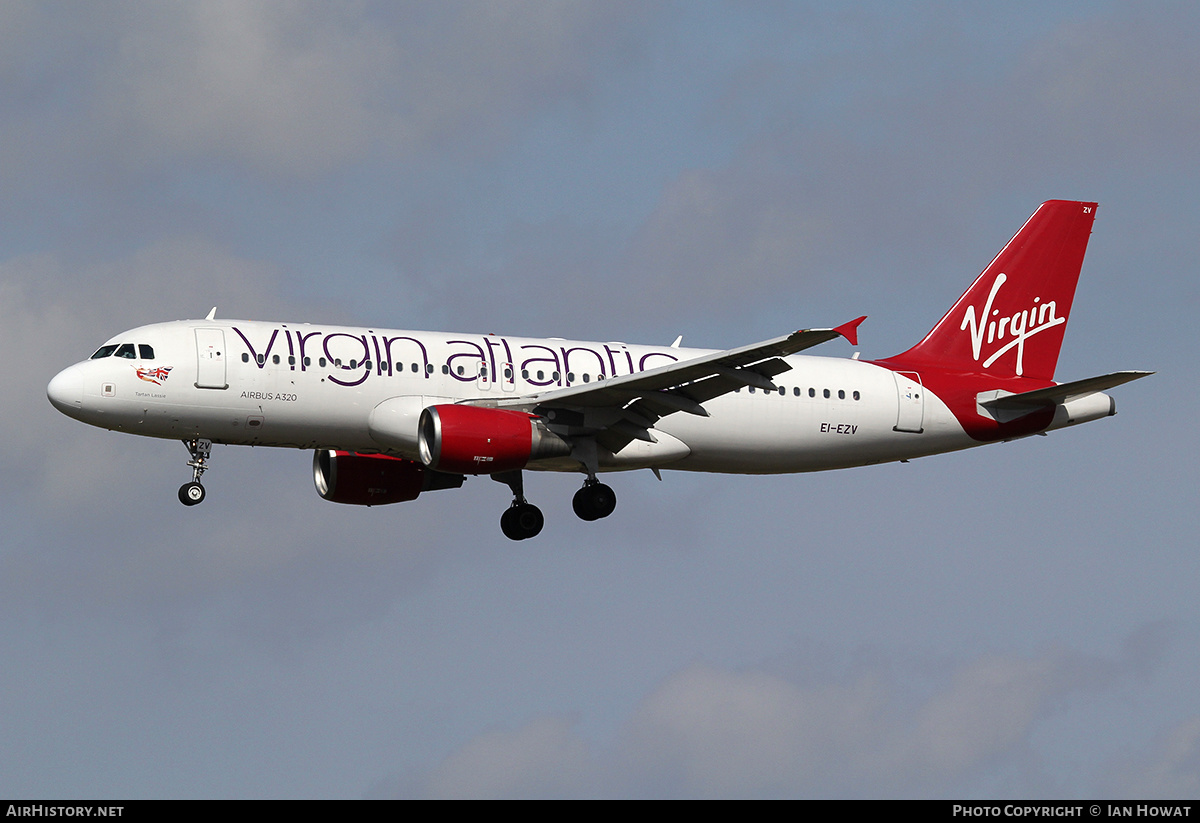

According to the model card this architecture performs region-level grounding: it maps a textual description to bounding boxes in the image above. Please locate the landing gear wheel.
[179,482,206,506]
[501,503,544,540]
[500,506,518,539]
[573,482,616,521]
[180,438,213,505]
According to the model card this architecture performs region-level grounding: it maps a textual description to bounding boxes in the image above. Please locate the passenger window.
[138,345,155,359]
[582,373,590,383]
[364,360,372,370]
[838,390,845,400]
[778,386,785,396]
[522,369,529,379]
[442,365,449,374]
[793,387,800,396]
[456,365,464,375]
[808,388,815,398]
[823,389,830,398]
[257,354,265,365]
[288,356,295,366]
[273,355,281,365]
[853,391,860,401]
[304,357,311,367]
[91,345,119,359]
[242,353,249,362]
[115,343,136,359]
[319,358,327,368]
[426,364,434,375]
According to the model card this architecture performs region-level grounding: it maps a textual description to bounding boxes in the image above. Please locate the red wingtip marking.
[833,316,867,346]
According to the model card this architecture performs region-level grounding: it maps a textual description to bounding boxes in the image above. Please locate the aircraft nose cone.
[47,364,84,415]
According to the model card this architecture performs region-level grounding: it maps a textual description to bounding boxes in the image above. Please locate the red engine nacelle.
[313,450,430,506]
[418,404,570,474]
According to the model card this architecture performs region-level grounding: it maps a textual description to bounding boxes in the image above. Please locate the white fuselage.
[48,318,1052,477]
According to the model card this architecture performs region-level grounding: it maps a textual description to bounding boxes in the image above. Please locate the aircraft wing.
[489,317,865,452]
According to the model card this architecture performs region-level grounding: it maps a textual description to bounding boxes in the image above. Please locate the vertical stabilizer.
[888,200,1097,381]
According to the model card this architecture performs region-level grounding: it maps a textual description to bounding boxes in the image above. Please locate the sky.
[1,0,1197,799]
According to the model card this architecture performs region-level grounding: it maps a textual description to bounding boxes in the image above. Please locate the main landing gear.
[568,439,616,524]
[494,470,544,541]
[178,438,212,506]
[491,468,618,541]
[572,479,616,522]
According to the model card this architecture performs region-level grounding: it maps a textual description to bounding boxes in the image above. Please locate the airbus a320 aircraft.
[48,201,1149,540]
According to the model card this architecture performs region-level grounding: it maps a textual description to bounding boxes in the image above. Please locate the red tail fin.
[888,200,1097,381]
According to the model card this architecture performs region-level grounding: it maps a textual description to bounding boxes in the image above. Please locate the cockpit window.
[90,345,119,359]
[138,344,155,360]
[115,343,136,359]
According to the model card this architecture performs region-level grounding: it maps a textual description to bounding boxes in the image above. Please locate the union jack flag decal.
[135,366,173,385]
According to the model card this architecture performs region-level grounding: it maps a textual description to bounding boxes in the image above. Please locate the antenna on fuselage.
[205,307,217,320]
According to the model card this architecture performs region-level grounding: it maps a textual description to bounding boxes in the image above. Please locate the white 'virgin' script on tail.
[960,273,1066,376]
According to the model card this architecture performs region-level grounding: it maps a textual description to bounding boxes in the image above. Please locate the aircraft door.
[477,361,492,391]
[501,362,515,392]
[195,328,228,389]
[893,371,924,433]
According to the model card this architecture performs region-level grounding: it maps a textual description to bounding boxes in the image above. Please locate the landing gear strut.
[178,438,212,506]
[493,470,543,541]
[573,478,617,521]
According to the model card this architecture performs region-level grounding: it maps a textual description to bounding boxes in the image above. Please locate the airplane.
[47,200,1150,540]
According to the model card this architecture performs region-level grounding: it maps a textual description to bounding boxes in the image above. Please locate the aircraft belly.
[603,430,690,469]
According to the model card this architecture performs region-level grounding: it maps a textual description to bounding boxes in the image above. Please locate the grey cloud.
[94,1,396,174]
[409,634,1160,798]
[4,1,649,178]
[1101,716,1200,799]
[421,715,595,799]
[0,239,291,461]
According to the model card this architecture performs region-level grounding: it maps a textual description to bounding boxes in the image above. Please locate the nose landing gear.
[178,438,212,506]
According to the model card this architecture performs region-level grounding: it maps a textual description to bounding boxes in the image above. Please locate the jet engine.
[418,405,571,474]
[313,449,463,506]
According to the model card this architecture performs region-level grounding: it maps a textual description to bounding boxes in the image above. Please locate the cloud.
[2,1,648,178]
[0,238,290,462]
[619,660,885,797]
[1101,716,1200,798]
[420,715,595,799]
[407,633,1163,798]
[94,1,395,174]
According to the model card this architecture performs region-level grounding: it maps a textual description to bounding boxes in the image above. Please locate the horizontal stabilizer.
[981,370,1153,410]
